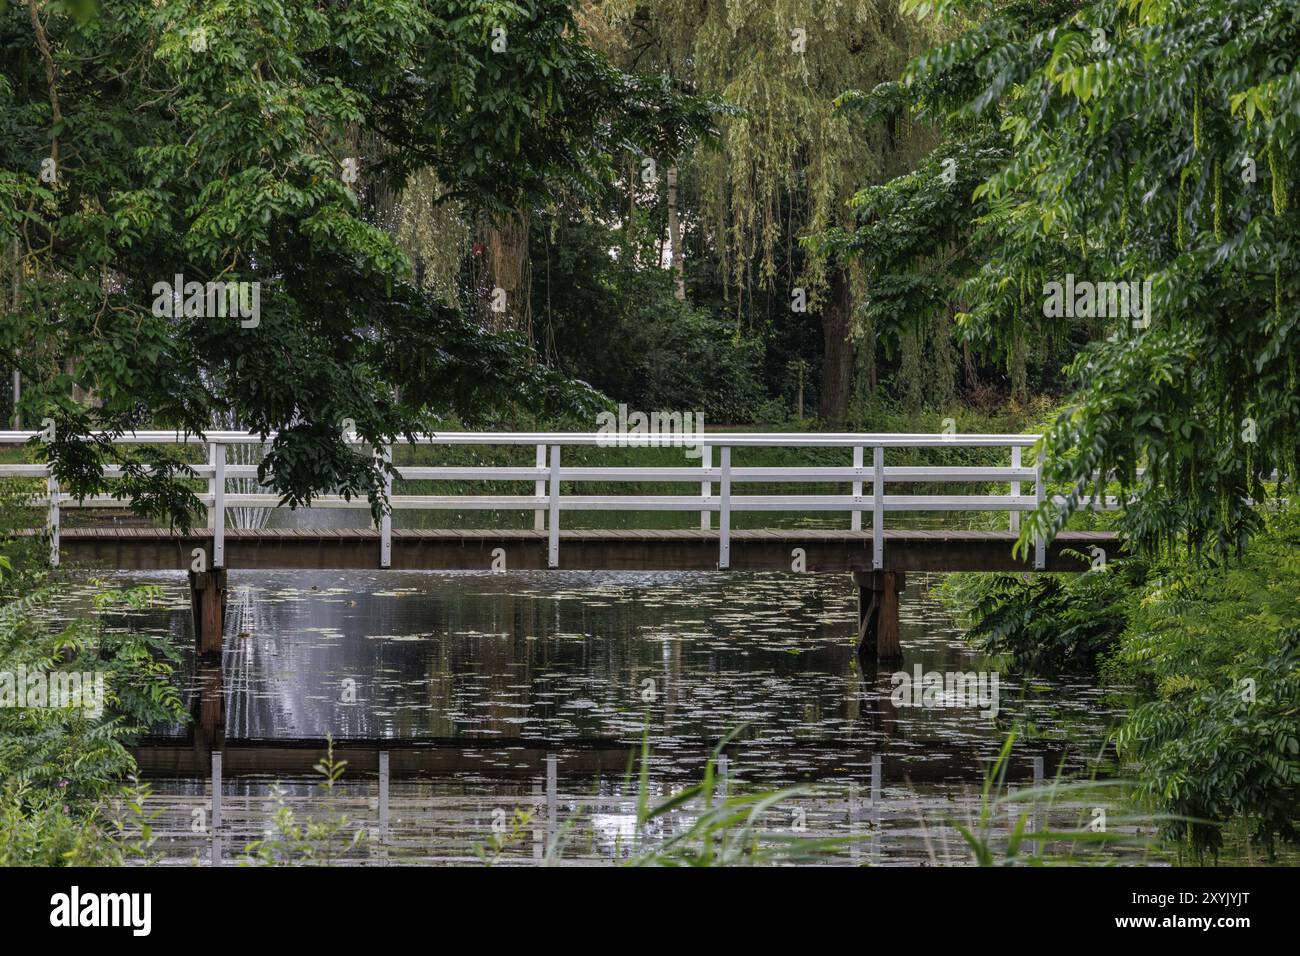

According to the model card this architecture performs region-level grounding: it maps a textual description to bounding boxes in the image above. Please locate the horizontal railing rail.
[0,430,1043,447]
[0,430,1112,571]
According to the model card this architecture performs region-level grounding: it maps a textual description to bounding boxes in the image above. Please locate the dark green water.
[49,569,1145,865]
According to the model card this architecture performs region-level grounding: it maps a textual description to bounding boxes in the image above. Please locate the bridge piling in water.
[854,570,906,662]
[188,568,228,658]
[193,659,225,751]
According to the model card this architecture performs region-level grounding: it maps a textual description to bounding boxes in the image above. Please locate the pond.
[53,569,1140,865]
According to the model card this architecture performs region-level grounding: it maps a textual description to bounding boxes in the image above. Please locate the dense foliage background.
[0,0,1296,863]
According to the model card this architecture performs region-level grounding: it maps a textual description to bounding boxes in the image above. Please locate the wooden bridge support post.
[854,569,906,662]
[193,659,225,751]
[189,568,228,658]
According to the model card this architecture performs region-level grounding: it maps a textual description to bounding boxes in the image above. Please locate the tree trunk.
[483,210,531,339]
[818,268,854,424]
[962,339,979,394]
[667,164,685,301]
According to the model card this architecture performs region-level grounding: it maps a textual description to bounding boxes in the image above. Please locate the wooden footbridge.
[0,429,1120,660]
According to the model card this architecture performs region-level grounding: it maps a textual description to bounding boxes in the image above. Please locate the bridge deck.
[51,527,1118,572]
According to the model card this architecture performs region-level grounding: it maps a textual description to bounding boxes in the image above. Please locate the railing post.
[872,446,884,570]
[206,441,217,530]
[851,445,864,532]
[1034,447,1045,570]
[534,443,546,532]
[548,444,560,568]
[1010,446,1021,533]
[212,443,225,568]
[718,446,731,570]
[47,472,59,567]
[700,444,712,531]
[380,444,392,569]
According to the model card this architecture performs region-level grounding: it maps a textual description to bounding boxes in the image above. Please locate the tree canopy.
[0,0,719,524]
[817,0,1299,557]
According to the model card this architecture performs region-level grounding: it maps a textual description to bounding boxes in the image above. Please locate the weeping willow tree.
[589,0,930,421]
[365,4,729,343]
[807,106,1079,409]
[369,168,528,335]
[372,167,472,311]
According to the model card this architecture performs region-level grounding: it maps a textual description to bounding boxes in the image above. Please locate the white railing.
[0,430,1061,571]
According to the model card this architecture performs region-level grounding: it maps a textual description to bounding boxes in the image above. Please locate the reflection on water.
[67,571,1116,759]
[134,774,1146,867]
[60,569,1128,864]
